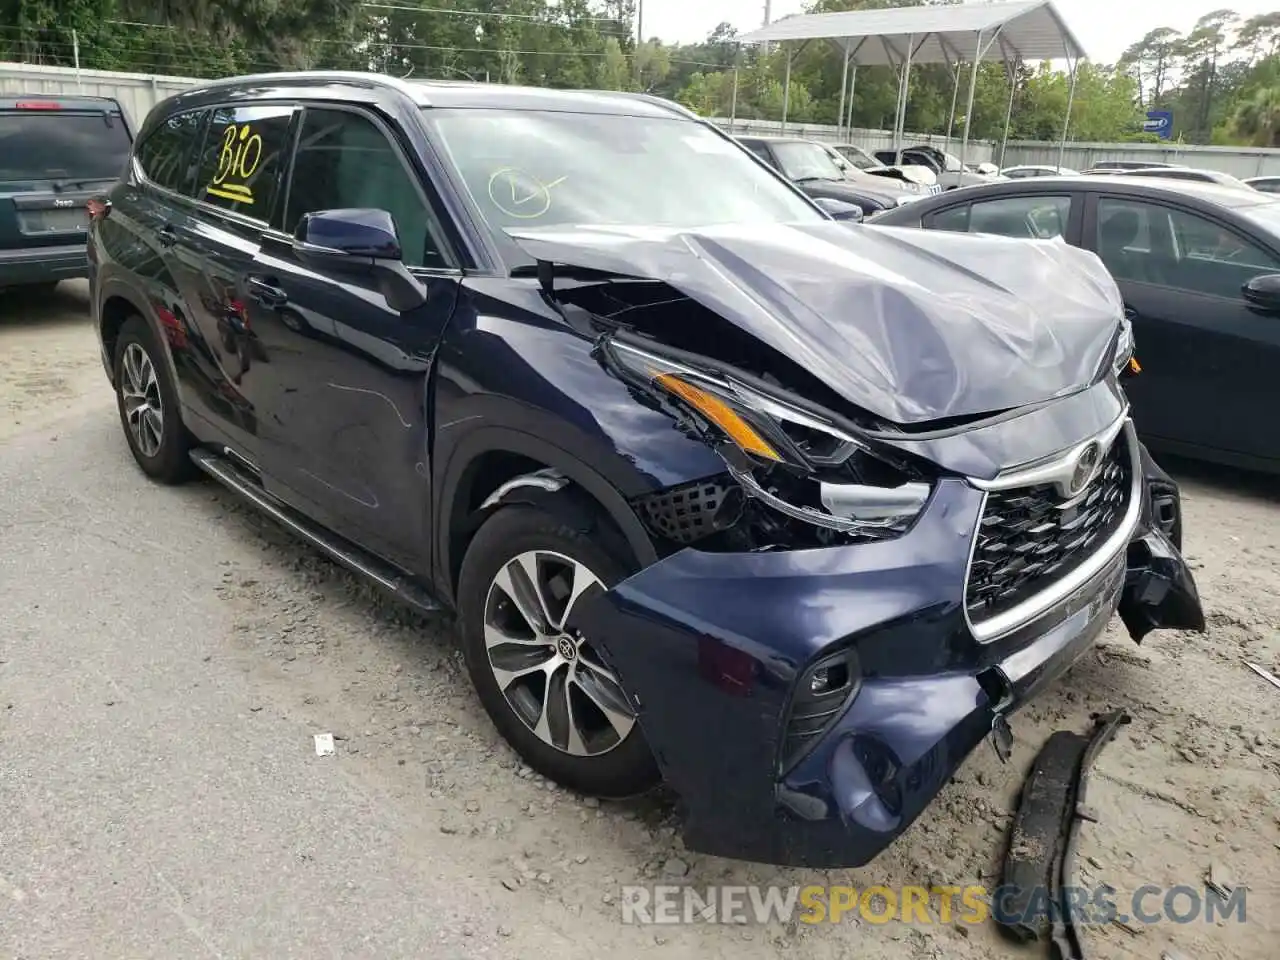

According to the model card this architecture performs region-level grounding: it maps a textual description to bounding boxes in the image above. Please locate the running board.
[189,448,441,614]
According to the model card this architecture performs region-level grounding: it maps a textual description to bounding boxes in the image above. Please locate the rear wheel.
[113,315,195,484]
[458,502,660,797]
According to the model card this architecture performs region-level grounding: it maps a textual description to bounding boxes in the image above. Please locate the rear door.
[0,99,132,261]
[166,102,298,462]
[1082,193,1280,462]
[243,104,461,569]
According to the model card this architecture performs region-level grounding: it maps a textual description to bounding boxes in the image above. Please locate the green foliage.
[3,0,1280,148]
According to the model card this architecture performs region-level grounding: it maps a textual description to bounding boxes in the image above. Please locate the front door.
[1084,194,1280,464]
[243,105,461,572]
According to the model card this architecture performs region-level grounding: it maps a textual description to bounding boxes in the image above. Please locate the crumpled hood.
[507,221,1124,425]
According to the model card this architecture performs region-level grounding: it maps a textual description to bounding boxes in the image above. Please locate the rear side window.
[283,107,451,269]
[195,104,294,222]
[925,205,970,232]
[135,109,205,194]
[0,108,132,183]
[969,196,1071,239]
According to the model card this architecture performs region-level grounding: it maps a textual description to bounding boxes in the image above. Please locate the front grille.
[966,435,1133,627]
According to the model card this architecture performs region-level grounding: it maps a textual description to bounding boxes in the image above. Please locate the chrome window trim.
[964,419,1142,644]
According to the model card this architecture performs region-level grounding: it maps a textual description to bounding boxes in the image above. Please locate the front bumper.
[577,437,1202,868]
[0,244,88,288]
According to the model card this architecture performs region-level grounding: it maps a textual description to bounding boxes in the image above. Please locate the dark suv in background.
[89,72,1203,868]
[0,94,132,292]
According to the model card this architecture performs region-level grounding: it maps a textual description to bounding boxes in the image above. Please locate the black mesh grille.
[636,478,737,544]
[966,436,1133,626]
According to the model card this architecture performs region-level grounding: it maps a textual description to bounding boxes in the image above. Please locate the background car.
[1099,166,1257,191]
[737,135,923,216]
[873,144,1004,190]
[0,94,133,293]
[1244,175,1280,194]
[829,141,942,193]
[871,175,1280,473]
[1002,164,1080,178]
[1087,160,1184,174]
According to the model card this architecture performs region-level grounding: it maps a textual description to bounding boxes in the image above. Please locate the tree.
[1232,84,1280,144]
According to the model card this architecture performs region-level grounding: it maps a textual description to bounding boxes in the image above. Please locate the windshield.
[0,111,131,183]
[840,145,878,170]
[769,140,846,181]
[427,109,822,233]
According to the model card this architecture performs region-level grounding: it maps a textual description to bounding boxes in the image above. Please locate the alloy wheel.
[120,342,165,458]
[482,550,635,757]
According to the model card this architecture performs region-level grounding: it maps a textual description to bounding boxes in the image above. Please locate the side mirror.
[293,208,427,312]
[1242,273,1280,314]
[813,197,864,223]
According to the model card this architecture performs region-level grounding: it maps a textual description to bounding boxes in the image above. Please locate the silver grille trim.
[965,420,1142,644]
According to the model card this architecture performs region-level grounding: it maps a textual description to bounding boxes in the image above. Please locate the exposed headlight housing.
[1113,315,1136,376]
[602,337,932,538]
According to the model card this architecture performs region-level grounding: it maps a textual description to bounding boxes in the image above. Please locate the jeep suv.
[0,94,132,292]
[89,72,1204,868]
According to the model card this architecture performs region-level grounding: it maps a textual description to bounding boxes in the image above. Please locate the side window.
[1096,198,1280,297]
[135,110,205,194]
[195,104,294,222]
[968,195,1070,240]
[744,142,775,168]
[284,108,450,269]
[924,205,970,232]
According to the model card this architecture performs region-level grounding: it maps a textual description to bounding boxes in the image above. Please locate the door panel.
[1084,194,1280,462]
[168,102,296,462]
[246,105,460,571]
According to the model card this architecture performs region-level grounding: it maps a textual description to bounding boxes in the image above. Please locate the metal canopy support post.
[938,36,961,147]
[834,40,851,141]
[781,43,792,132]
[959,28,1001,177]
[846,64,858,132]
[879,37,904,150]
[729,65,739,132]
[1058,50,1079,170]
[997,36,1021,169]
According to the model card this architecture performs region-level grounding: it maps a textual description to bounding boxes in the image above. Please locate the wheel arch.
[97,279,179,392]
[434,427,660,608]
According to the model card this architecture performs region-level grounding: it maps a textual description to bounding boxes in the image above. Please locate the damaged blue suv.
[89,72,1204,868]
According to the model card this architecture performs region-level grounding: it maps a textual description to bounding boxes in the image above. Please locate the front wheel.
[113,315,194,484]
[457,502,660,797]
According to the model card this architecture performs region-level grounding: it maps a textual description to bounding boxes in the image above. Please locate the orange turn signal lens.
[653,373,782,462]
[1129,356,1142,374]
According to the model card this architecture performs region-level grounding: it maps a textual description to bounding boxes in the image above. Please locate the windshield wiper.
[52,177,112,192]
[792,175,840,184]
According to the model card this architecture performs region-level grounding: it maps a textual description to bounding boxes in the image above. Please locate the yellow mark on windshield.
[487,167,566,219]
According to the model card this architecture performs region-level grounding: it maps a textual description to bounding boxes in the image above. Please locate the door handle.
[157,225,177,248]
[247,276,288,309]
[1123,305,1137,321]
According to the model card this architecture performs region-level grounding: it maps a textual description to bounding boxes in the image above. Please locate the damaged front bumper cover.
[575,444,1204,869]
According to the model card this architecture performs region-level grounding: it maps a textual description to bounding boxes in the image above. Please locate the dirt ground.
[1,281,1276,959]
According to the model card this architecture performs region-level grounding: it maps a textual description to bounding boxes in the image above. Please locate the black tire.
[457,500,660,798]
[113,315,195,484]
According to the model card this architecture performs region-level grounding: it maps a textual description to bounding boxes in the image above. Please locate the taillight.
[16,100,61,110]
[86,198,111,221]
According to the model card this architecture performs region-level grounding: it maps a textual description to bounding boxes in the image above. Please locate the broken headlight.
[604,338,931,538]
[1114,315,1136,377]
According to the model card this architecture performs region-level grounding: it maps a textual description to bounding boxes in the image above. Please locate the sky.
[640,0,1280,64]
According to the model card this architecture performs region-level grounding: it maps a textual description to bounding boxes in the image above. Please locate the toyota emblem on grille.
[1066,441,1102,496]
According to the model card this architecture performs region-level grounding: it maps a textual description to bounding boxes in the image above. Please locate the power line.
[361,3,626,25]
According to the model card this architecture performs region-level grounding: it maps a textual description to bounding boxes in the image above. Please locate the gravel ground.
[1,282,1276,959]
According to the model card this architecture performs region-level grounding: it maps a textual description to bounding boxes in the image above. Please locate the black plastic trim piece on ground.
[997,710,1131,959]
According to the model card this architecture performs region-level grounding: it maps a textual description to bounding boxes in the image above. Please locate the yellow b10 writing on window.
[207,123,263,205]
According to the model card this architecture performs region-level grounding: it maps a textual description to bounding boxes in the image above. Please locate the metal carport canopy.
[737,0,1088,171]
